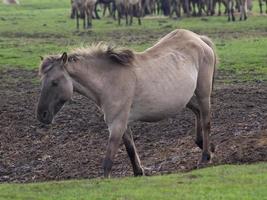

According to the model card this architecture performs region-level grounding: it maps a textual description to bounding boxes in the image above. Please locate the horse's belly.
[129,78,196,122]
[129,101,189,123]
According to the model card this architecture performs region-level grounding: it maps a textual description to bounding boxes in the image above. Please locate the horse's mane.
[39,55,61,76]
[69,42,135,65]
[39,43,135,75]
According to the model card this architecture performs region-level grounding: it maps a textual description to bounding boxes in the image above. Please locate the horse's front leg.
[123,128,144,176]
[103,120,127,178]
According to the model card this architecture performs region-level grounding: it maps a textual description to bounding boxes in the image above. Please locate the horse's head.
[36,53,73,124]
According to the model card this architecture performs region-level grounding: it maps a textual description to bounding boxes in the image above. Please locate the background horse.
[115,0,142,25]
[36,29,217,178]
[71,0,97,29]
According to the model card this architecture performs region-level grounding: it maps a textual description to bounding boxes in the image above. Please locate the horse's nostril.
[42,111,48,119]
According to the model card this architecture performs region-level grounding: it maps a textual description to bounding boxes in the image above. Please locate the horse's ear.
[61,52,68,64]
[40,56,44,61]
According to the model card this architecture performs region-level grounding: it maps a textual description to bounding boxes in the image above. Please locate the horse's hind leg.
[123,128,144,176]
[197,96,212,166]
[194,56,215,166]
[186,101,203,149]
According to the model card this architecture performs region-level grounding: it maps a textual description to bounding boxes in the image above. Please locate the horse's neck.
[66,62,102,106]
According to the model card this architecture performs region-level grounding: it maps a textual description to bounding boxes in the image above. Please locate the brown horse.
[115,0,142,25]
[36,29,217,178]
[71,0,97,29]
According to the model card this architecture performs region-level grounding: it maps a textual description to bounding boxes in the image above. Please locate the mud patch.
[0,68,266,183]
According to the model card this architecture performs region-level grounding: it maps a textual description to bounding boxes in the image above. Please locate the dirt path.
[0,69,266,182]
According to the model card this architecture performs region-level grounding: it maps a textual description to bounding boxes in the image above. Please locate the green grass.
[1,163,267,200]
[0,0,267,82]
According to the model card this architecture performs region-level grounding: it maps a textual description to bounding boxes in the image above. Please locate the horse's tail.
[200,35,218,92]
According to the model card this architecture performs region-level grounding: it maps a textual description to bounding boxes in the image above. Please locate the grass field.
[0,0,267,199]
[0,163,267,200]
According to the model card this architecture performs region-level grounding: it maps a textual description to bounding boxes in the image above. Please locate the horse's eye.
[51,80,58,87]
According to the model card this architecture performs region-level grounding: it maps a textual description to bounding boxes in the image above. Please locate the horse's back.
[145,29,209,58]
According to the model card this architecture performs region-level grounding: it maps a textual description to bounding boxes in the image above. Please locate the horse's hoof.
[134,167,145,176]
[197,152,212,168]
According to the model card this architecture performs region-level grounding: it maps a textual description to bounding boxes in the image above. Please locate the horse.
[36,29,217,178]
[115,0,142,25]
[190,0,206,16]
[169,0,182,18]
[226,0,247,21]
[71,0,97,29]
[142,0,157,15]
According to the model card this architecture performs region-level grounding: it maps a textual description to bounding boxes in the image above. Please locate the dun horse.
[36,29,217,178]
[115,0,142,25]
[71,0,96,29]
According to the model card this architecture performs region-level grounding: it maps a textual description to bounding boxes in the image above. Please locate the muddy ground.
[0,68,266,183]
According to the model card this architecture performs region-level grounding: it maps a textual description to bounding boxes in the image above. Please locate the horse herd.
[70,0,267,29]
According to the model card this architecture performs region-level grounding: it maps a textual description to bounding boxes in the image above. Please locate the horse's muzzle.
[37,110,53,124]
